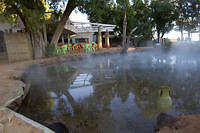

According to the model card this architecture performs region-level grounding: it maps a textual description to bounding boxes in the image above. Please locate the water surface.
[19,50,200,133]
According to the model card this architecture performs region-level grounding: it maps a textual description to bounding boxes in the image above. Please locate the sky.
[69,10,200,41]
[69,9,89,23]
[164,30,199,41]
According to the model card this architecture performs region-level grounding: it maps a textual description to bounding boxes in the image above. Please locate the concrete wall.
[4,32,33,62]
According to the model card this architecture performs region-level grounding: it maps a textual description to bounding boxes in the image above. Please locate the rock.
[0,123,4,133]
[47,122,69,133]
[155,113,179,132]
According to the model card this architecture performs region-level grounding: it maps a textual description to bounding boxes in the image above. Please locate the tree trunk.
[157,31,160,43]
[127,27,137,47]
[188,31,190,39]
[121,27,137,54]
[29,30,46,59]
[12,3,46,59]
[161,32,165,38]
[180,28,184,41]
[121,11,127,54]
[50,0,76,45]
[64,90,77,110]
[43,23,48,45]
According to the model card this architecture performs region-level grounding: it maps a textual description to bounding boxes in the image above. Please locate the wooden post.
[105,30,110,48]
[68,34,70,44]
[98,26,102,49]
[62,34,64,44]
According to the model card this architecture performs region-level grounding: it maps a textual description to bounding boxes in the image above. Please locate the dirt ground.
[0,109,43,133]
[0,53,8,65]
[157,114,200,133]
[0,108,54,133]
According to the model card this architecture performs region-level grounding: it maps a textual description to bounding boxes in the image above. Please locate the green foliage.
[150,0,177,38]
[78,0,116,24]
[0,0,52,31]
[131,0,153,44]
[55,66,69,73]
[173,0,200,39]
[184,0,200,32]
[0,1,17,22]
[79,0,153,45]
[182,0,199,33]
[174,0,186,33]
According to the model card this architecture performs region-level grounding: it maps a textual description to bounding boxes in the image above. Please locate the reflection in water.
[69,74,93,102]
[99,62,103,73]
[18,52,200,133]
[157,86,172,114]
[55,66,69,73]
[143,87,172,120]
[107,58,110,68]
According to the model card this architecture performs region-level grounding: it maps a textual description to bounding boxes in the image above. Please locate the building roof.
[64,20,116,34]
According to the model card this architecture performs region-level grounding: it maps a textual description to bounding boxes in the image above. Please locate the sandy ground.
[157,114,200,133]
[0,108,54,133]
[0,109,44,133]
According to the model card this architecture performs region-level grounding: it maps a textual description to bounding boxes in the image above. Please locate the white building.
[64,20,116,45]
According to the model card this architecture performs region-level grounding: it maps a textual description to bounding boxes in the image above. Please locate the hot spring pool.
[18,50,200,133]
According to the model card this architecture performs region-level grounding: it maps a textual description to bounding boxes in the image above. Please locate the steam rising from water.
[20,46,200,133]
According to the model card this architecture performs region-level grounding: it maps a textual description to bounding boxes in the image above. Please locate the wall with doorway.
[4,32,33,62]
[72,32,94,44]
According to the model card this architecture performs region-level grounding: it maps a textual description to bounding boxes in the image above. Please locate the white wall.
[0,22,12,32]
[72,32,94,43]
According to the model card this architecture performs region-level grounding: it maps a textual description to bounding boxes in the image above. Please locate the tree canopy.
[79,0,154,46]
[0,0,51,31]
[150,0,177,39]
[0,0,200,57]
